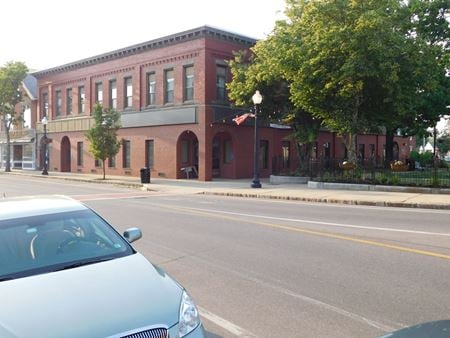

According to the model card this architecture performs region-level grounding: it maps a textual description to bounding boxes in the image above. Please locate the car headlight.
[178,290,200,337]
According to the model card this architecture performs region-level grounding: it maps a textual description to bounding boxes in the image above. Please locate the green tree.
[409,0,449,51]
[85,103,121,180]
[228,29,321,173]
[285,0,434,163]
[388,0,450,165]
[229,0,449,169]
[0,61,28,172]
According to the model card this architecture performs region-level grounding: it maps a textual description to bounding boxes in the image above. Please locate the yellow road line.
[159,204,450,261]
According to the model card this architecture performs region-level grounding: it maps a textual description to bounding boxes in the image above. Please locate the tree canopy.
[228,0,450,167]
[0,61,28,172]
[228,24,322,173]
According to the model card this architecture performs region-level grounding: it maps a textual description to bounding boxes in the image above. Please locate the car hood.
[0,253,182,338]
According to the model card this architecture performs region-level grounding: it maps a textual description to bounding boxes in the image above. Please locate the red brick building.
[31,26,413,181]
[31,26,293,180]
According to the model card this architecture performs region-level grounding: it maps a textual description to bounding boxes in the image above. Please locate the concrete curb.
[1,171,144,190]
[202,191,450,210]
[308,181,450,194]
[269,175,309,185]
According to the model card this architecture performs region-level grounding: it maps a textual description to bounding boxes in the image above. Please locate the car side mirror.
[123,227,142,243]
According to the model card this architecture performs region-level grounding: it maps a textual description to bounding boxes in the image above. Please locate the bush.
[419,152,434,167]
[322,171,333,182]
[410,151,434,167]
[409,150,420,162]
[388,175,400,185]
[377,172,389,185]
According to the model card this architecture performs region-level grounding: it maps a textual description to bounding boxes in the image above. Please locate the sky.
[0,0,286,71]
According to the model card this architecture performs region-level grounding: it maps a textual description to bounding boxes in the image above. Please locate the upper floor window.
[184,66,194,101]
[95,82,103,105]
[216,65,227,101]
[66,88,73,114]
[55,90,62,116]
[124,77,132,108]
[109,79,117,109]
[164,69,174,104]
[41,93,48,118]
[147,72,156,106]
[78,86,85,114]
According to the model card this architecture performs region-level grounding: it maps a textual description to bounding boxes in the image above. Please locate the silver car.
[0,195,204,338]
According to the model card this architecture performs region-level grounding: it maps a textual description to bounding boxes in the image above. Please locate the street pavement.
[1,171,449,337]
[2,169,450,210]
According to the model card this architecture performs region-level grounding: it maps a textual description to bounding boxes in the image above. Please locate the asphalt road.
[1,174,450,337]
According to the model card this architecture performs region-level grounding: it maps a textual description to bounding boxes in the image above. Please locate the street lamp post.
[251,90,262,188]
[41,116,48,175]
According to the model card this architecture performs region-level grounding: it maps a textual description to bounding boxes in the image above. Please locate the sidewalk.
[2,170,450,210]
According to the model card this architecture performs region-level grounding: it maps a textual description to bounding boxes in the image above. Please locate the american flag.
[232,113,255,125]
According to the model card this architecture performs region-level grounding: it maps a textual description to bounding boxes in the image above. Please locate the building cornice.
[32,26,256,78]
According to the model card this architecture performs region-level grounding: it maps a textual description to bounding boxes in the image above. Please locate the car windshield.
[0,209,134,281]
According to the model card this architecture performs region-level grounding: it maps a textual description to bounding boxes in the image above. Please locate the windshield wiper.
[56,257,115,271]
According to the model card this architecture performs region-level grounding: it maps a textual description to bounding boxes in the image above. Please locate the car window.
[0,209,134,281]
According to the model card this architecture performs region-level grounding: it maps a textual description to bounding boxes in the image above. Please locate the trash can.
[140,167,150,183]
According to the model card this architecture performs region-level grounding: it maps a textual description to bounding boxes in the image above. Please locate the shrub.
[322,171,333,182]
[419,152,434,167]
[388,175,400,185]
[377,172,389,184]
[409,150,420,162]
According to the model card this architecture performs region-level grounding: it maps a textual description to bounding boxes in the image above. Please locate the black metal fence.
[308,159,450,188]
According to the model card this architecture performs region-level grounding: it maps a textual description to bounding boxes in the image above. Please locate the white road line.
[139,231,401,333]
[179,206,450,237]
[76,196,148,202]
[193,256,400,333]
[209,195,450,214]
[71,192,152,202]
[198,307,257,337]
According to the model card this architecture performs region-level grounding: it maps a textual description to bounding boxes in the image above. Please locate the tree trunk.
[385,128,395,168]
[344,133,357,164]
[346,97,360,164]
[102,159,106,180]
[296,142,312,174]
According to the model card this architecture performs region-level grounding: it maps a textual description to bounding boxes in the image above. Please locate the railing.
[309,158,450,188]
